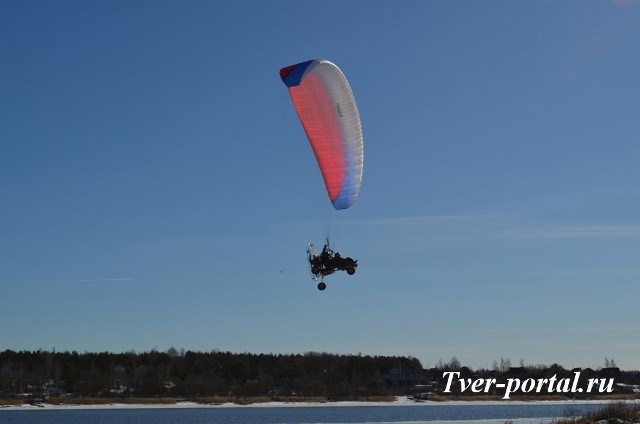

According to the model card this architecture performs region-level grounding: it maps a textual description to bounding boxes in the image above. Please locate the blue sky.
[2,0,639,371]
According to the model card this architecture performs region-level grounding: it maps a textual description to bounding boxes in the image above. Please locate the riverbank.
[1,395,636,411]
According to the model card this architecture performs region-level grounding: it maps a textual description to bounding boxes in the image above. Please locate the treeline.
[1,350,638,401]
[0,349,422,399]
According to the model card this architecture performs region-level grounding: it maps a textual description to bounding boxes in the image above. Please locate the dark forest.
[1,350,638,403]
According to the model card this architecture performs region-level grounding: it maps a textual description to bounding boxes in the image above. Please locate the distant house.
[384,363,426,394]
[506,367,527,376]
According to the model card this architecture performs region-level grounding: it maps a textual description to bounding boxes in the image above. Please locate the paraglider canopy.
[280,59,364,210]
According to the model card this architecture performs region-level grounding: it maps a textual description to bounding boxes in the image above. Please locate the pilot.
[320,246,332,264]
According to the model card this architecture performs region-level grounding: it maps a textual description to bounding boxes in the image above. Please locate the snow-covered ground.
[0,396,627,411]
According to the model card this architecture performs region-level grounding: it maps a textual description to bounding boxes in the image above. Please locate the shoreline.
[1,396,634,411]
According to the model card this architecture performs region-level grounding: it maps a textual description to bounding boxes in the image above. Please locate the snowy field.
[0,396,623,411]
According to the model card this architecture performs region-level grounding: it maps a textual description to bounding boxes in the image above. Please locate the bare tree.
[448,356,461,370]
